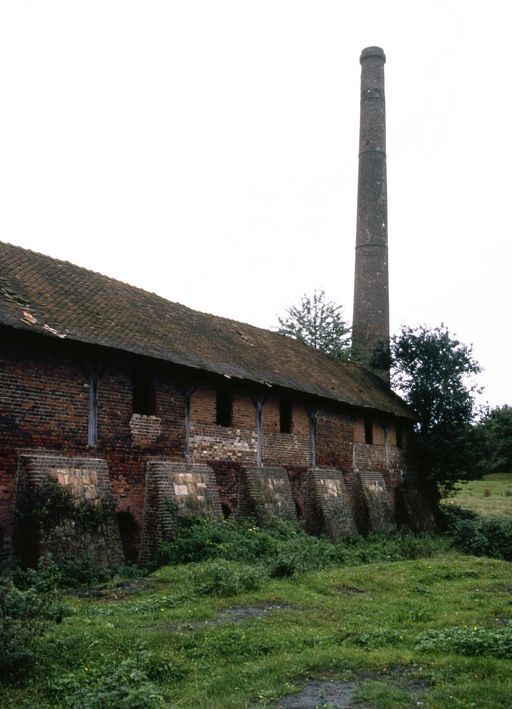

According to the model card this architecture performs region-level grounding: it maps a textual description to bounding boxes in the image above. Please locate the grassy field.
[445,473,512,518]
[2,545,512,707]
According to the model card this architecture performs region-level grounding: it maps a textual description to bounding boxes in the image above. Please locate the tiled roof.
[0,241,413,418]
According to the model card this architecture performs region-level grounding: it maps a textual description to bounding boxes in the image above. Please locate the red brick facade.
[0,327,412,563]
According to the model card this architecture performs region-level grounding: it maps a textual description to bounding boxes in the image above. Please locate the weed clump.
[440,505,512,560]
[190,559,266,596]
[416,625,512,659]
[348,628,406,648]
[47,647,171,708]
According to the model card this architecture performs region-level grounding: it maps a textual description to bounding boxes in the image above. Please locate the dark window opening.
[216,387,232,427]
[132,369,154,415]
[364,415,373,445]
[279,397,293,433]
[396,423,403,448]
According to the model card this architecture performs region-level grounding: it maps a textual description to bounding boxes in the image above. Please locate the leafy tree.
[390,324,484,494]
[478,405,512,473]
[277,289,351,360]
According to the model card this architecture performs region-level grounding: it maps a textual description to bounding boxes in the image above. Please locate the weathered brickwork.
[352,47,390,382]
[261,397,310,466]
[304,468,358,540]
[316,408,355,470]
[139,461,222,563]
[130,415,162,448]
[0,332,187,562]
[15,453,124,566]
[0,328,418,564]
[243,466,297,525]
[208,461,248,517]
[286,465,310,519]
[189,385,257,463]
[358,470,396,534]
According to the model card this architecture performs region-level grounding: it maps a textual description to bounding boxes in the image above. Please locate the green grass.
[1,549,512,707]
[445,473,512,518]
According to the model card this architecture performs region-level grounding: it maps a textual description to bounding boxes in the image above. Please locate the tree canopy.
[390,324,484,494]
[277,289,351,360]
[477,405,512,474]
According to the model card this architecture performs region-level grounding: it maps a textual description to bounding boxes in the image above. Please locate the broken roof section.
[0,241,413,419]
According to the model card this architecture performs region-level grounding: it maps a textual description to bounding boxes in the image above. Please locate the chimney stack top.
[360,46,386,64]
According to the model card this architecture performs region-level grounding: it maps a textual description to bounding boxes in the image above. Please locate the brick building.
[0,240,421,564]
[0,47,432,565]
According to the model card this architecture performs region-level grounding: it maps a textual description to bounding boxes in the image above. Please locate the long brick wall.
[0,328,414,563]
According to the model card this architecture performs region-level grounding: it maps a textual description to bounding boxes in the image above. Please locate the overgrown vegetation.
[156,516,444,576]
[46,648,166,709]
[190,559,266,597]
[441,504,512,561]
[1,539,511,707]
[28,478,116,534]
[2,505,512,707]
[0,556,61,677]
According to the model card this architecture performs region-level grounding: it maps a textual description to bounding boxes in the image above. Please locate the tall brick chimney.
[352,46,389,382]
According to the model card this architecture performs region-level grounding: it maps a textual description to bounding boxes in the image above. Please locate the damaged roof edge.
[0,240,415,420]
[2,316,416,420]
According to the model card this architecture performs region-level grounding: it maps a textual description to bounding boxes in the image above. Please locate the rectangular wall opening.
[132,369,154,415]
[364,415,373,445]
[279,397,292,433]
[216,386,232,427]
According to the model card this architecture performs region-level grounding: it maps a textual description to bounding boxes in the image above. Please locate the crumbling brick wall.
[15,453,124,567]
[0,331,186,562]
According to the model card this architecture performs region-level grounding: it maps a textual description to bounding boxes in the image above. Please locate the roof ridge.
[0,240,283,336]
[0,239,414,418]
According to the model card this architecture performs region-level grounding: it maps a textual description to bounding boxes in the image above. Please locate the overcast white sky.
[1,1,510,408]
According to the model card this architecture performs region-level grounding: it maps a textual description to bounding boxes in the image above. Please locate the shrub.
[267,554,300,578]
[0,556,61,675]
[54,555,115,587]
[477,517,512,560]
[438,503,478,529]
[450,519,491,557]
[156,516,447,576]
[156,516,345,573]
[34,556,144,590]
[189,559,266,597]
[441,505,512,561]
[156,517,300,566]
